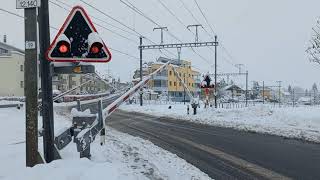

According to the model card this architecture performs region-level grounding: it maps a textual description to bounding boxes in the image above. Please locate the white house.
[0,41,25,97]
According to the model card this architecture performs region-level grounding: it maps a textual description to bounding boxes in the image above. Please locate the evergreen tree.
[312,83,318,92]
[288,85,292,94]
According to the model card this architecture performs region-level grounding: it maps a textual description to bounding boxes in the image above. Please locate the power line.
[192,0,238,67]
[0,8,58,31]
[78,0,175,58]
[193,0,216,36]
[178,0,213,40]
[49,0,137,44]
[121,0,212,65]
[108,47,139,60]
[0,8,24,18]
[53,0,138,38]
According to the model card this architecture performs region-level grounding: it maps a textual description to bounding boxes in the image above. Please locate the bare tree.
[307,19,320,64]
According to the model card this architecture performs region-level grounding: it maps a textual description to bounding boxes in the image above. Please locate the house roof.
[0,42,24,54]
[223,84,244,91]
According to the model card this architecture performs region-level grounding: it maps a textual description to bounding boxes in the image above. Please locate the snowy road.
[107,110,320,180]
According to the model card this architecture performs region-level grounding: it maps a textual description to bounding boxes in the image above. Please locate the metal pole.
[293,89,295,107]
[214,35,218,108]
[39,0,55,163]
[277,81,282,107]
[25,7,39,167]
[139,36,143,106]
[245,71,248,107]
[262,81,265,104]
[184,74,186,104]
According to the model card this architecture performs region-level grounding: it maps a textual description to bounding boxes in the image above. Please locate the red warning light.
[59,44,69,54]
[90,46,100,54]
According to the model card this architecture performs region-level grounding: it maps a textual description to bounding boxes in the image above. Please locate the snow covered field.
[120,103,320,143]
[0,106,211,180]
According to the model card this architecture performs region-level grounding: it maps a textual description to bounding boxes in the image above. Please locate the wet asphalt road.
[106,110,320,180]
[79,98,320,180]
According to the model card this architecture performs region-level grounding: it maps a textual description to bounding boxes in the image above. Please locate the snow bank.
[0,100,23,105]
[120,103,320,143]
[1,104,211,180]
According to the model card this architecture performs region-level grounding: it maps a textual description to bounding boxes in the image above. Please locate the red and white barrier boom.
[98,62,169,144]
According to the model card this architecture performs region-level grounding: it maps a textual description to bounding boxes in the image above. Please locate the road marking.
[112,111,292,180]
[150,127,292,180]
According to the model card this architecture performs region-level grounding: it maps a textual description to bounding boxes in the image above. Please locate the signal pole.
[246,71,248,107]
[24,7,40,167]
[153,27,168,44]
[214,35,218,108]
[277,81,282,107]
[262,81,265,104]
[139,36,143,106]
[39,0,55,163]
[187,24,203,42]
[235,64,244,74]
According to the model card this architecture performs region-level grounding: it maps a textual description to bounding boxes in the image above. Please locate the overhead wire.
[49,0,137,44]
[49,0,140,61]
[192,0,239,67]
[120,0,212,65]
[78,0,175,58]
[0,8,59,31]
[54,0,138,38]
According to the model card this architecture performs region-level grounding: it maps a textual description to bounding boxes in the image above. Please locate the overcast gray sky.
[1,0,320,89]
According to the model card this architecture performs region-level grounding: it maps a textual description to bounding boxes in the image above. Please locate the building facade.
[0,42,25,97]
[53,74,109,95]
[133,57,201,102]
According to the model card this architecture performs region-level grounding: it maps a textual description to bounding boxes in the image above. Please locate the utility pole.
[184,73,186,105]
[187,24,203,42]
[235,64,244,74]
[177,47,181,64]
[139,36,143,106]
[276,81,282,107]
[214,35,218,108]
[292,89,295,107]
[39,0,55,163]
[153,27,168,44]
[245,71,248,107]
[262,81,265,104]
[24,7,40,167]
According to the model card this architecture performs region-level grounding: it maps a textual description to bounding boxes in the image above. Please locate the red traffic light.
[59,44,69,53]
[90,42,102,54]
[90,46,99,54]
[58,41,70,54]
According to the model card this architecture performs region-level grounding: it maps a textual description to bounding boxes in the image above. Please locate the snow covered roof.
[0,42,24,54]
[223,85,244,91]
[298,97,312,102]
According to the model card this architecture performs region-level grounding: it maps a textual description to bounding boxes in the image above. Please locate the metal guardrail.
[0,103,23,109]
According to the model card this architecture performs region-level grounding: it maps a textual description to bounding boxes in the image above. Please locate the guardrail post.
[77,99,82,111]
[80,145,91,159]
[98,100,105,145]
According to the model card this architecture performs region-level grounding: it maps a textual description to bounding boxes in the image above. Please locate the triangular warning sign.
[46,6,112,63]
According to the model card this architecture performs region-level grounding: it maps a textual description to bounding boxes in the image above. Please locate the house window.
[20,65,24,72]
[174,82,177,86]
[0,48,8,54]
[20,81,24,88]
[169,71,172,76]
[169,81,172,86]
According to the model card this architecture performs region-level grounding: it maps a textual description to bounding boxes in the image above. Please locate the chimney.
[3,35,7,43]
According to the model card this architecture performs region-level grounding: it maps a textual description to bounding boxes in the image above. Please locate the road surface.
[105,110,320,180]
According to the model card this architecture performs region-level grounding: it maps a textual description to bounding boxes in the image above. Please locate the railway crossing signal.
[46,6,112,63]
[201,75,214,89]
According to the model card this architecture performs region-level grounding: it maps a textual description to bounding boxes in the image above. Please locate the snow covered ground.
[0,106,211,180]
[120,103,320,143]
